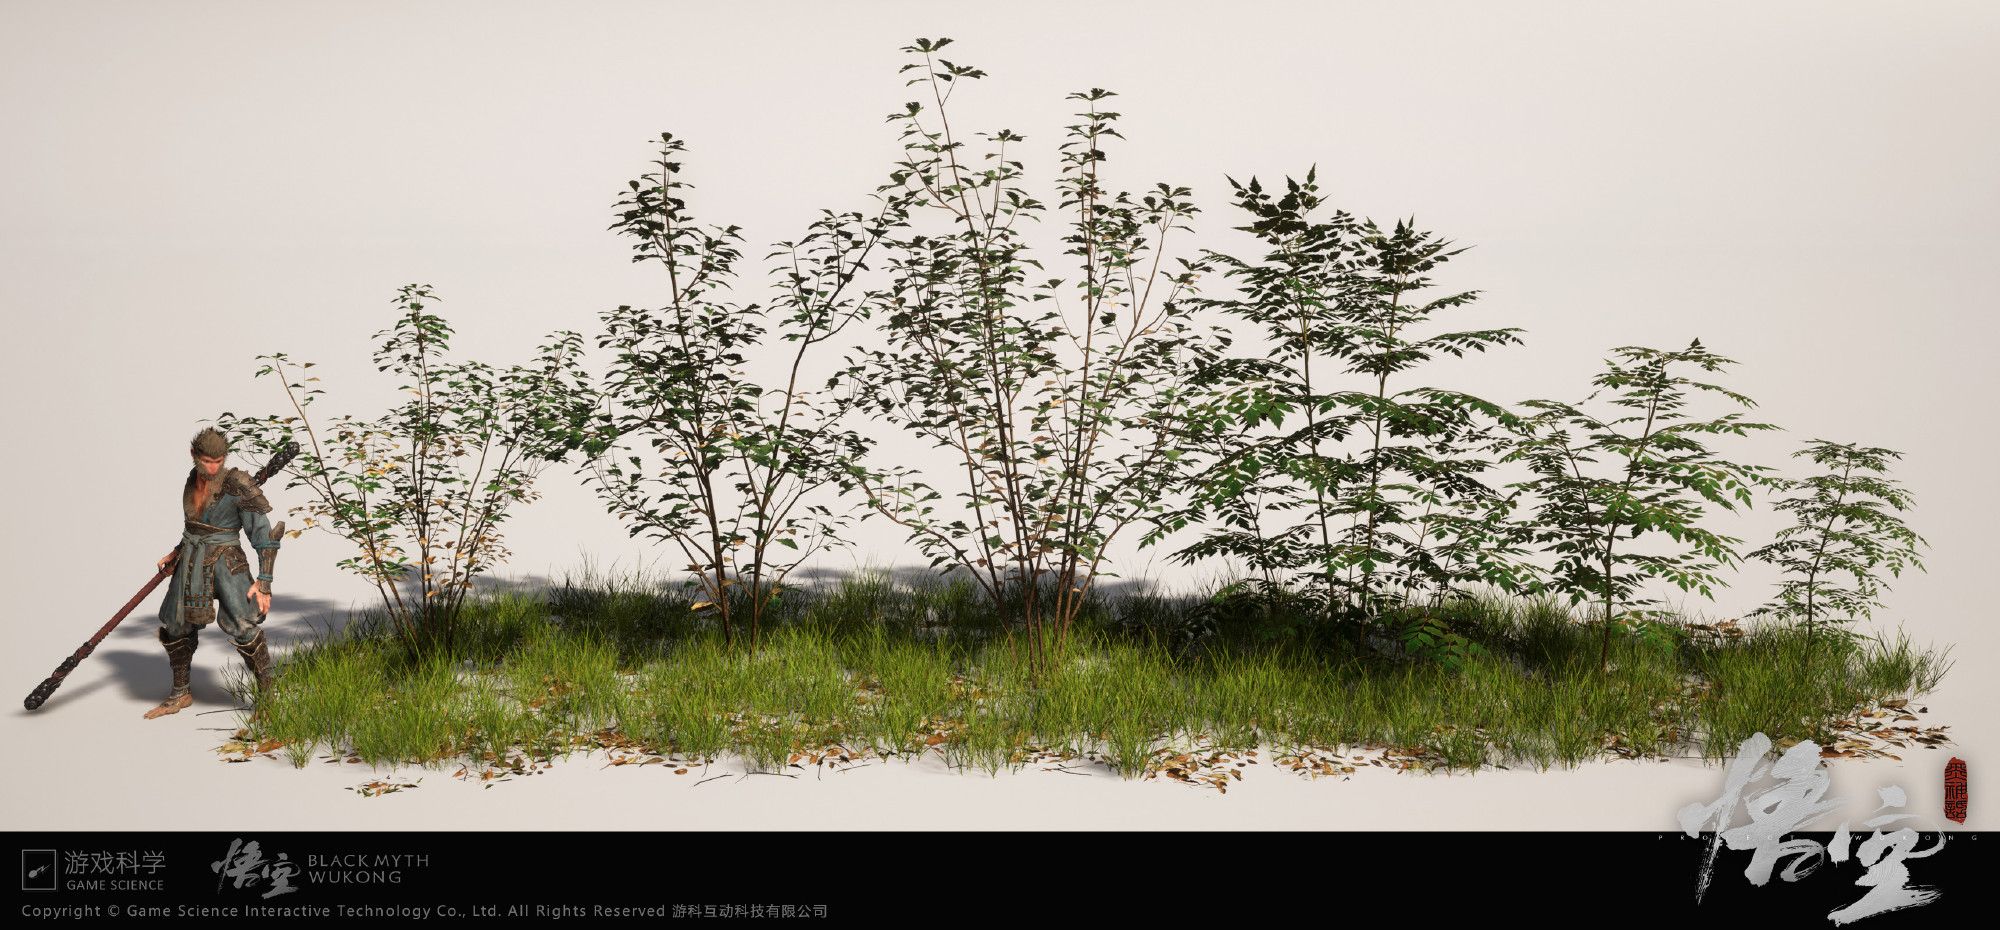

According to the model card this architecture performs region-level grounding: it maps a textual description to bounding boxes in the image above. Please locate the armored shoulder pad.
[224,468,272,514]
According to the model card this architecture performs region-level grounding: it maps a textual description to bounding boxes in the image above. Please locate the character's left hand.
[251,582,272,616]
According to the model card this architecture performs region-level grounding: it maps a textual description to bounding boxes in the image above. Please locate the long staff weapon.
[23,442,298,710]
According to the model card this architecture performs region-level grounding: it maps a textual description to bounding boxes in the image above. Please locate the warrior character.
[143,427,283,719]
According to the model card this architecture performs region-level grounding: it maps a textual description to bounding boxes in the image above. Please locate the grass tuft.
[240,571,1955,780]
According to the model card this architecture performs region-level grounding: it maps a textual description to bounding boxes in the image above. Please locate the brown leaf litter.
[1816,698,1952,761]
[1144,744,1257,793]
[349,779,421,797]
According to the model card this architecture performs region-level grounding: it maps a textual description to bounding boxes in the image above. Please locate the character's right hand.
[157,551,177,572]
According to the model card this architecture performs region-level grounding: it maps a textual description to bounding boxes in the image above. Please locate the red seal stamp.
[1943,756,1967,824]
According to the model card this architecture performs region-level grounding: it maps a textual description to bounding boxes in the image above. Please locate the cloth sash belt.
[175,527,242,623]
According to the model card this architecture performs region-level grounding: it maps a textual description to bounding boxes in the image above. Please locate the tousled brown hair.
[190,427,229,459]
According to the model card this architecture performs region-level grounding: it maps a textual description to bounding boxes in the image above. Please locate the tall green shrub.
[577,133,908,646]
[1157,170,1527,633]
[841,38,1226,673]
[1749,439,1927,671]
[221,286,591,655]
[1506,340,1776,673]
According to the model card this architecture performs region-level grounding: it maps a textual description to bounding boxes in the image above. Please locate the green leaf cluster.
[1748,440,1928,668]
[220,286,594,655]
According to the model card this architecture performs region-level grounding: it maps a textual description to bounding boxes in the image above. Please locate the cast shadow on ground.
[353,564,1193,630]
[783,564,1178,602]
[31,564,1202,715]
[18,590,350,712]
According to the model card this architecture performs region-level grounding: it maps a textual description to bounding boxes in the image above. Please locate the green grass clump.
[240,571,1955,780]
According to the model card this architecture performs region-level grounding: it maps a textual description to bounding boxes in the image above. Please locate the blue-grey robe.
[158,467,281,644]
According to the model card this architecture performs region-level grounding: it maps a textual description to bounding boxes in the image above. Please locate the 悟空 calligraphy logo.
[212,838,301,899]
[1680,732,1947,924]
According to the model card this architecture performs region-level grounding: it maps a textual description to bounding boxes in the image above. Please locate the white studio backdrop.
[2,0,1994,829]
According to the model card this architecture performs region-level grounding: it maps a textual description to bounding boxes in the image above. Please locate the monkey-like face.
[191,453,225,478]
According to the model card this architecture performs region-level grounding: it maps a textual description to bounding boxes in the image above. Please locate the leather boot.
[143,627,197,719]
[234,629,276,693]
